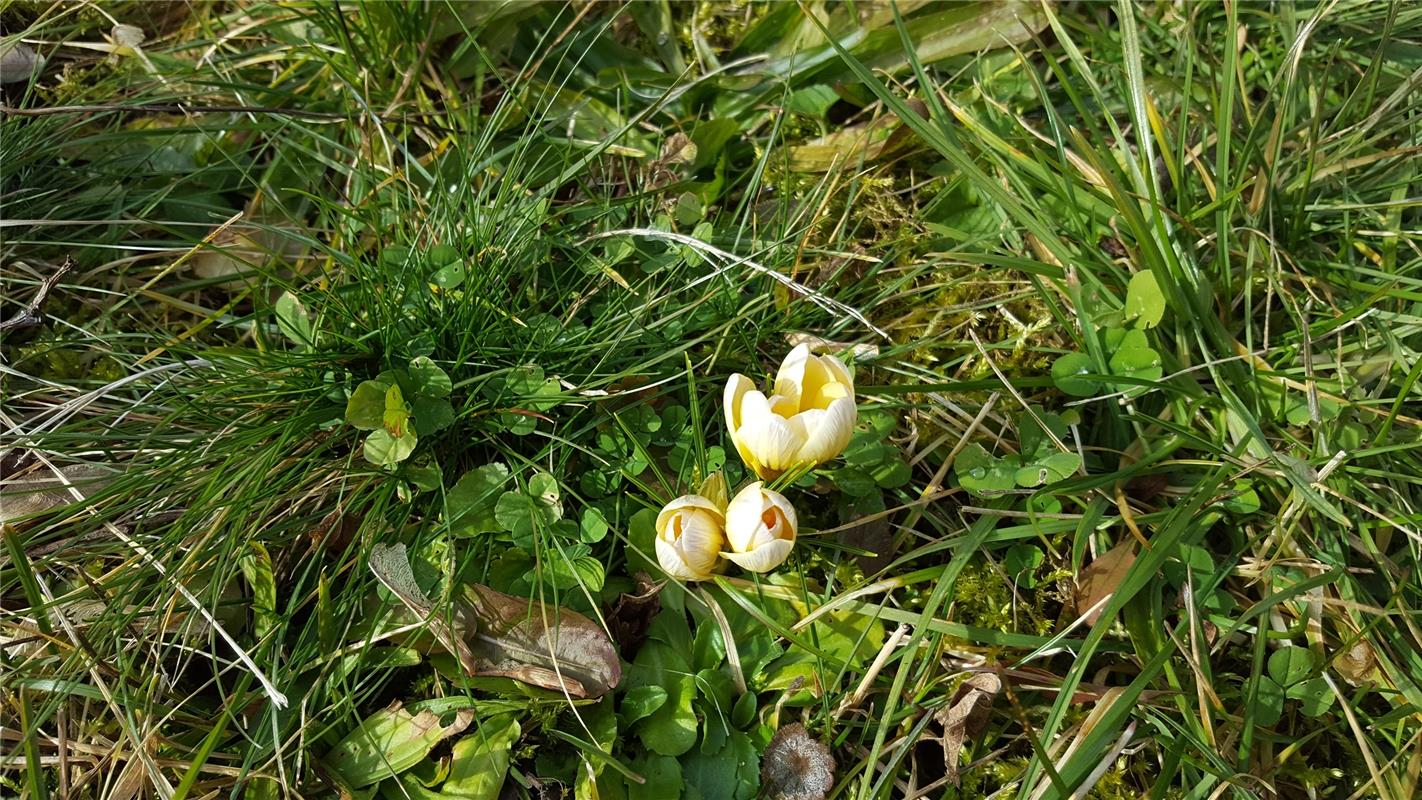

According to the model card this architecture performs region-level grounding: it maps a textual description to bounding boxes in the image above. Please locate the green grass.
[2,1,1420,798]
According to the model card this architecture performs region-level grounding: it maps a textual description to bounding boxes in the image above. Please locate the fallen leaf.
[463,582,622,698]
[935,672,1001,786]
[371,543,622,698]
[0,464,116,525]
[1074,540,1137,626]
[605,572,662,659]
[0,41,42,84]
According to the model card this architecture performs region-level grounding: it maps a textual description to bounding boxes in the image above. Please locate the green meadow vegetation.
[2,1,1420,798]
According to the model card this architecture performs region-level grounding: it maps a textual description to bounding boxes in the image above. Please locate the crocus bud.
[655,495,726,582]
[722,482,797,573]
[724,344,856,480]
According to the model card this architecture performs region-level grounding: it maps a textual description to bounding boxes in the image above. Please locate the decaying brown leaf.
[1074,540,1137,626]
[371,543,621,698]
[461,582,621,698]
[0,464,116,526]
[605,572,661,659]
[935,672,1002,786]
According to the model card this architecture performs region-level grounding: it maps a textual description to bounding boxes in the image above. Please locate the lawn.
[2,1,1421,799]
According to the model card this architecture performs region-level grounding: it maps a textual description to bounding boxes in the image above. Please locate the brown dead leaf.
[371,543,621,698]
[605,572,661,659]
[935,672,1001,786]
[463,583,622,698]
[1074,541,1137,626]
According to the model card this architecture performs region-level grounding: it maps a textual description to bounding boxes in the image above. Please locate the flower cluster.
[656,344,857,580]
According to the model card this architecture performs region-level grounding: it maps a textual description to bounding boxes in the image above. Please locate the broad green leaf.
[620,685,668,726]
[365,428,417,467]
[1268,647,1315,688]
[870,458,911,488]
[1124,269,1166,328]
[832,467,876,497]
[322,704,471,789]
[1051,352,1099,397]
[409,357,452,398]
[1289,677,1335,717]
[1003,544,1044,588]
[580,507,609,543]
[412,396,456,436]
[627,640,697,756]
[441,715,521,800]
[954,443,1018,495]
[347,380,390,430]
[623,753,682,800]
[240,542,278,641]
[383,384,411,437]
[1254,677,1285,726]
[681,728,758,800]
[274,290,315,346]
[448,464,509,536]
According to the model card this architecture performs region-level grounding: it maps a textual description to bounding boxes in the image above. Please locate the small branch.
[1,256,75,333]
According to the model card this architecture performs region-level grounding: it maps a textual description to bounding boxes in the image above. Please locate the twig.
[0,256,75,333]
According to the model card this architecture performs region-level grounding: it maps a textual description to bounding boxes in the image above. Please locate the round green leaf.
[364,428,416,467]
[411,396,455,436]
[1003,544,1044,588]
[1268,647,1315,687]
[1051,352,1100,397]
[1125,269,1166,328]
[346,380,389,431]
[408,356,452,398]
[580,507,609,543]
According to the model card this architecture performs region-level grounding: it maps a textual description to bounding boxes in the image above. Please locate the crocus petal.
[656,494,724,533]
[735,402,805,478]
[820,353,854,395]
[657,536,709,580]
[773,343,813,409]
[722,538,794,573]
[763,487,798,535]
[792,395,857,466]
[724,373,755,432]
[724,481,770,553]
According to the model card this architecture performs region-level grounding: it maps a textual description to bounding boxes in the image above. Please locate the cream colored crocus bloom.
[724,344,856,480]
[722,482,797,573]
[655,495,726,581]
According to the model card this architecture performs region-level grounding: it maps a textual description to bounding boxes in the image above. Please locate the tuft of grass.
[2,2,1419,799]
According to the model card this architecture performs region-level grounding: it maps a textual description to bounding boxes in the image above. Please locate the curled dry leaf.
[370,543,621,698]
[0,41,42,84]
[605,571,662,659]
[462,582,622,698]
[785,332,880,360]
[761,723,836,800]
[1074,540,1137,626]
[0,464,116,526]
[934,672,1002,786]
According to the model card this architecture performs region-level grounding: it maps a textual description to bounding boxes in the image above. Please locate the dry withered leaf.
[761,723,836,800]
[0,464,116,526]
[835,512,894,576]
[935,672,1002,786]
[462,582,622,698]
[1124,473,1169,503]
[605,572,661,659]
[1074,540,1137,626]
[369,543,621,698]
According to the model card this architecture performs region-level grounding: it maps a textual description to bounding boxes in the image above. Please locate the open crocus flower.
[655,495,726,581]
[722,482,797,573]
[725,344,856,480]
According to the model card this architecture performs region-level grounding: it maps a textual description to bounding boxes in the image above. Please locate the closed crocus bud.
[722,482,797,573]
[655,495,726,582]
[725,344,856,480]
